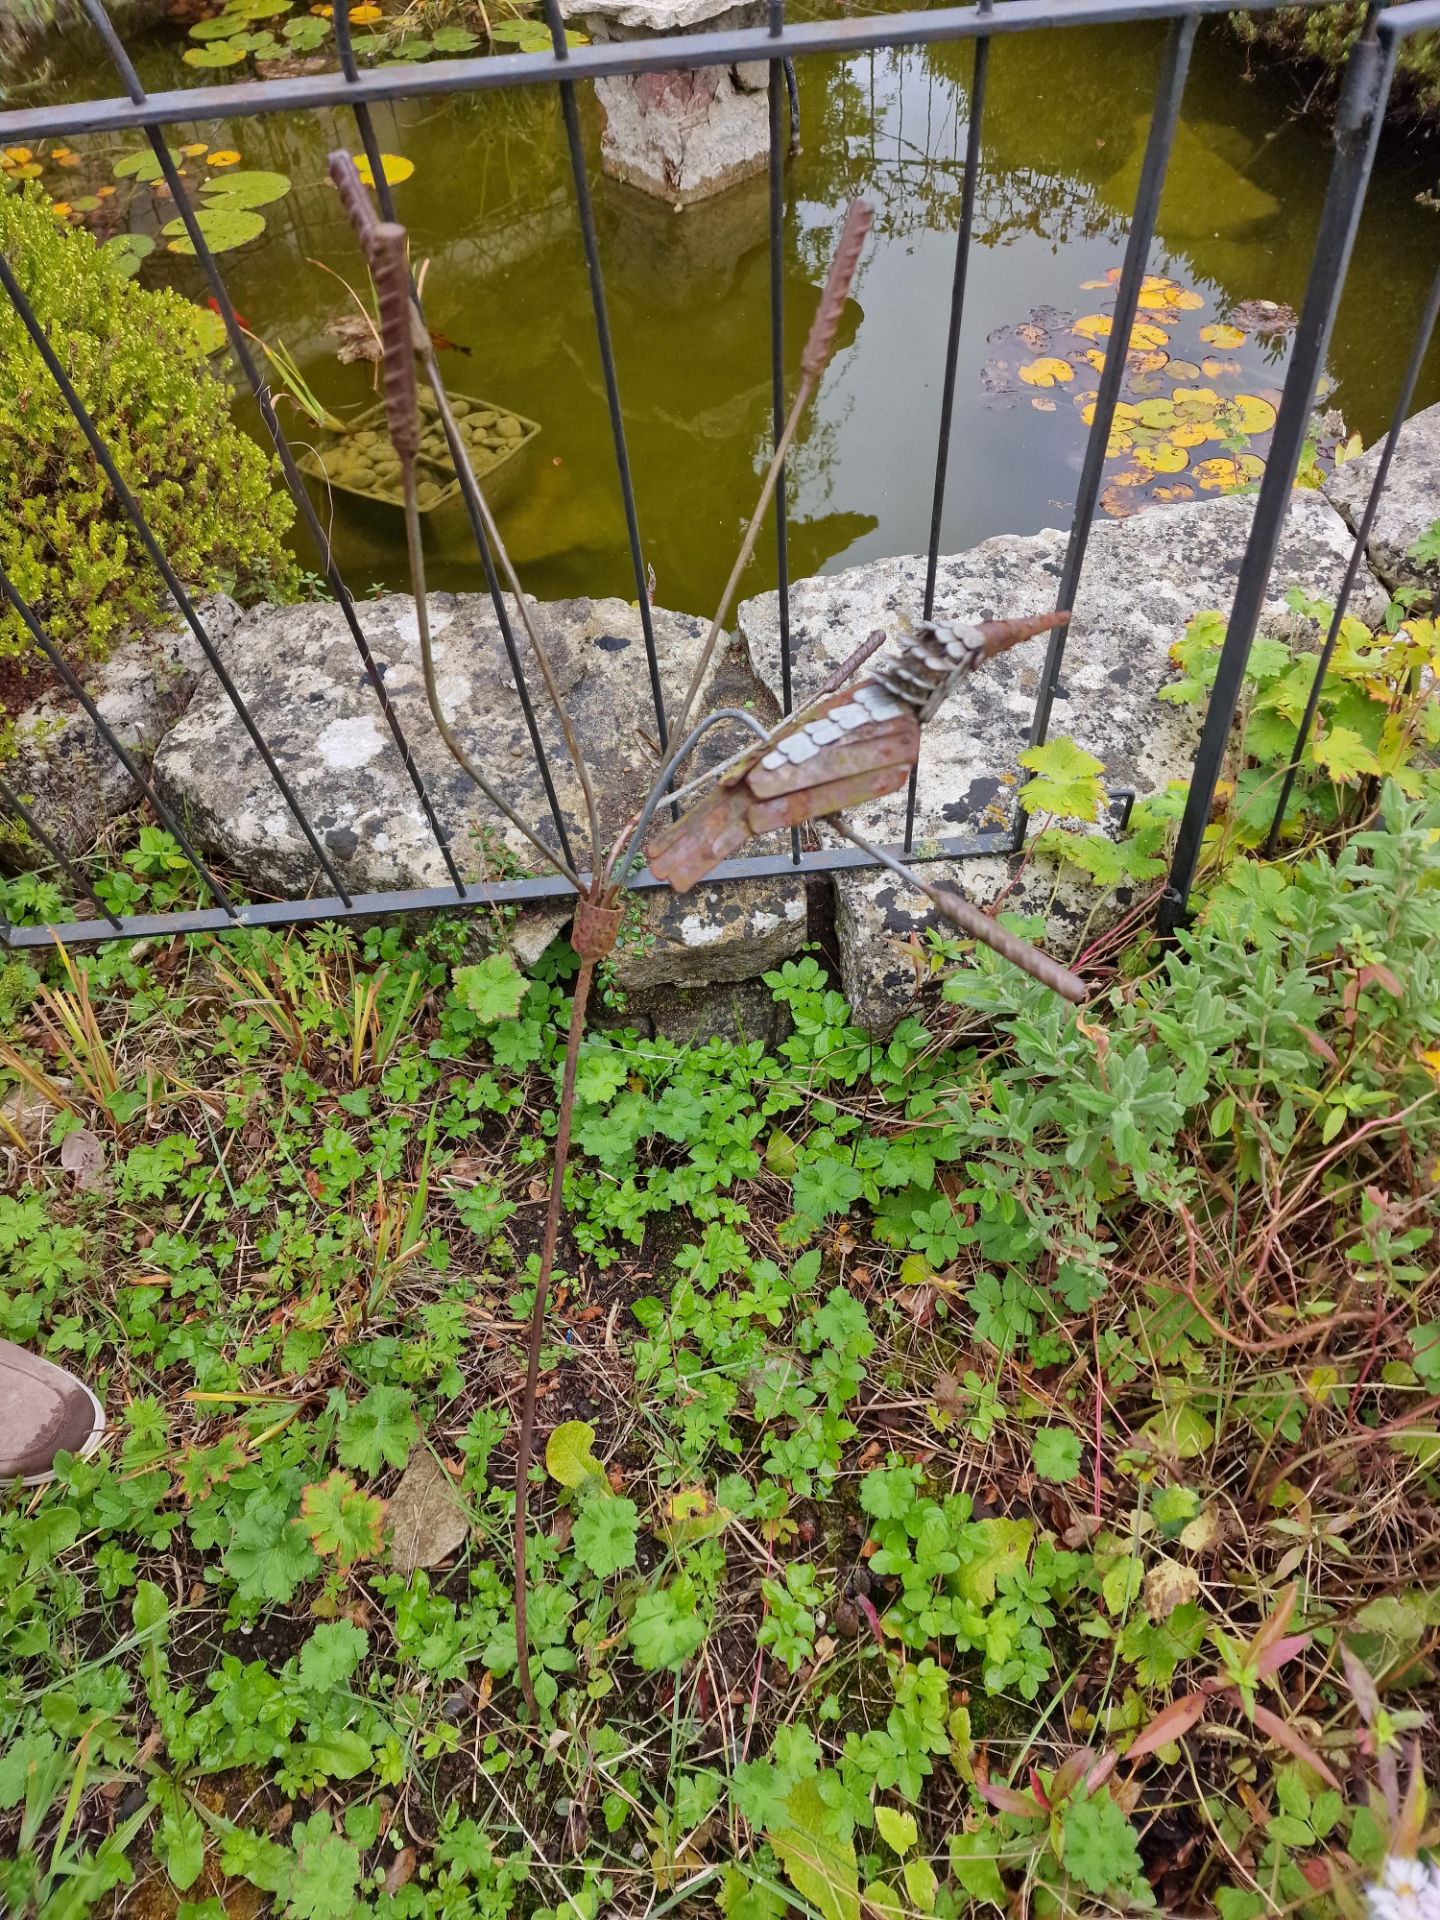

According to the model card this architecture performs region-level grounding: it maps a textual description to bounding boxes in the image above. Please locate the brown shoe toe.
[0,1340,106,1486]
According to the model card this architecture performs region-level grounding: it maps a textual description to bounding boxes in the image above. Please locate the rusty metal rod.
[832,821,1088,1002]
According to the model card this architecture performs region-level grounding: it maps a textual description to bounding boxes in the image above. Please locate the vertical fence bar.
[768,0,800,864]
[78,0,470,900]
[330,11,579,875]
[904,0,992,852]
[1014,11,1197,857]
[0,564,239,918]
[542,0,670,767]
[1263,255,1440,855]
[0,249,354,906]
[0,775,124,932]
[1159,18,1398,932]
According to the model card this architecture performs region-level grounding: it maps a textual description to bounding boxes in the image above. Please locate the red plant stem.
[513,954,595,1716]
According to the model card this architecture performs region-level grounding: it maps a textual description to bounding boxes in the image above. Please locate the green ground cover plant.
[1,577,1439,1915]
[0,775,1437,1915]
[0,184,297,669]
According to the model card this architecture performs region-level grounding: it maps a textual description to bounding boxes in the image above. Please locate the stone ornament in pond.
[563,0,771,205]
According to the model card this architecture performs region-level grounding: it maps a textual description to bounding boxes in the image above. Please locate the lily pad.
[284,12,329,40]
[183,39,248,65]
[162,205,267,255]
[100,231,155,278]
[431,22,479,48]
[233,0,294,14]
[1199,322,1246,349]
[191,11,247,33]
[191,305,230,354]
[352,151,414,186]
[114,146,181,181]
[201,168,292,209]
[1017,356,1073,388]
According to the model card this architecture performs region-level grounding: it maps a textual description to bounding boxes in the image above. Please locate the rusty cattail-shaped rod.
[674,198,876,735]
[368,222,421,469]
[327,150,380,254]
[801,198,873,383]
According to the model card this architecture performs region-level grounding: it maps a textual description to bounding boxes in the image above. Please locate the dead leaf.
[385,1448,471,1574]
[384,1850,416,1894]
[1144,1558,1199,1621]
[325,311,382,365]
[60,1127,105,1191]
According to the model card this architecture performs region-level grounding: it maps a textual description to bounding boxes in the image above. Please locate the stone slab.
[1324,398,1440,592]
[2,596,239,862]
[154,592,805,991]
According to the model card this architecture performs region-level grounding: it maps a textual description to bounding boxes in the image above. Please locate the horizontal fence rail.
[0,0,1434,959]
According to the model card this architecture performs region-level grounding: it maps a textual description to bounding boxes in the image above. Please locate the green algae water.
[19,15,1440,620]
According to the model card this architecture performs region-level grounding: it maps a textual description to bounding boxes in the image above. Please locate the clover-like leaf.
[1031,1426,1082,1483]
[453,952,526,1023]
[300,1470,386,1568]
[571,1489,639,1578]
[1017,734,1107,822]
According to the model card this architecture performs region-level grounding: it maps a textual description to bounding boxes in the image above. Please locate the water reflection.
[43,14,1440,612]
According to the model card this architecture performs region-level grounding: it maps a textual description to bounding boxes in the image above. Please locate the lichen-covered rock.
[1324,398,1440,591]
[3,596,239,863]
[155,592,805,989]
[740,491,1387,1026]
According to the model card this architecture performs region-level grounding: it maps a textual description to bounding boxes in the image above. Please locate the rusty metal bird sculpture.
[646,609,1070,892]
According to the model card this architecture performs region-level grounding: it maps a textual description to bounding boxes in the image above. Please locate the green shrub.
[0,185,298,667]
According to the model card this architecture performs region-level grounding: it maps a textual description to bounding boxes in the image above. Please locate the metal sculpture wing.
[648,609,1070,891]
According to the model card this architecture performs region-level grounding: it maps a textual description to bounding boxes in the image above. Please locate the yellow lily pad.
[1105,430,1134,458]
[353,151,415,188]
[1129,321,1169,352]
[1018,356,1074,388]
[1200,323,1245,349]
[1083,347,1107,372]
[1152,482,1195,502]
[1135,440,1189,474]
[1134,398,1178,430]
[1230,393,1277,435]
[1109,466,1150,488]
[1172,421,1211,448]
[1194,454,1262,491]
[1074,314,1111,341]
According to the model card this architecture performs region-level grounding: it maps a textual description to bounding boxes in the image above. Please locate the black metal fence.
[0,0,1437,956]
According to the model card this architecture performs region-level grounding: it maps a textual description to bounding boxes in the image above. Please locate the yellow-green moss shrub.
[0,186,298,666]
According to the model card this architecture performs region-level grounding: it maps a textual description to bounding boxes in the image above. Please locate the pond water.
[23,13,1440,621]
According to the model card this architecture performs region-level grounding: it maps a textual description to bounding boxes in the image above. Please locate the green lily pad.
[162,205,267,255]
[283,14,329,43]
[231,0,293,15]
[200,168,292,209]
[182,39,248,65]
[100,231,155,279]
[113,147,181,181]
[430,23,479,50]
[190,12,246,34]
[191,305,229,354]
[229,28,280,50]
